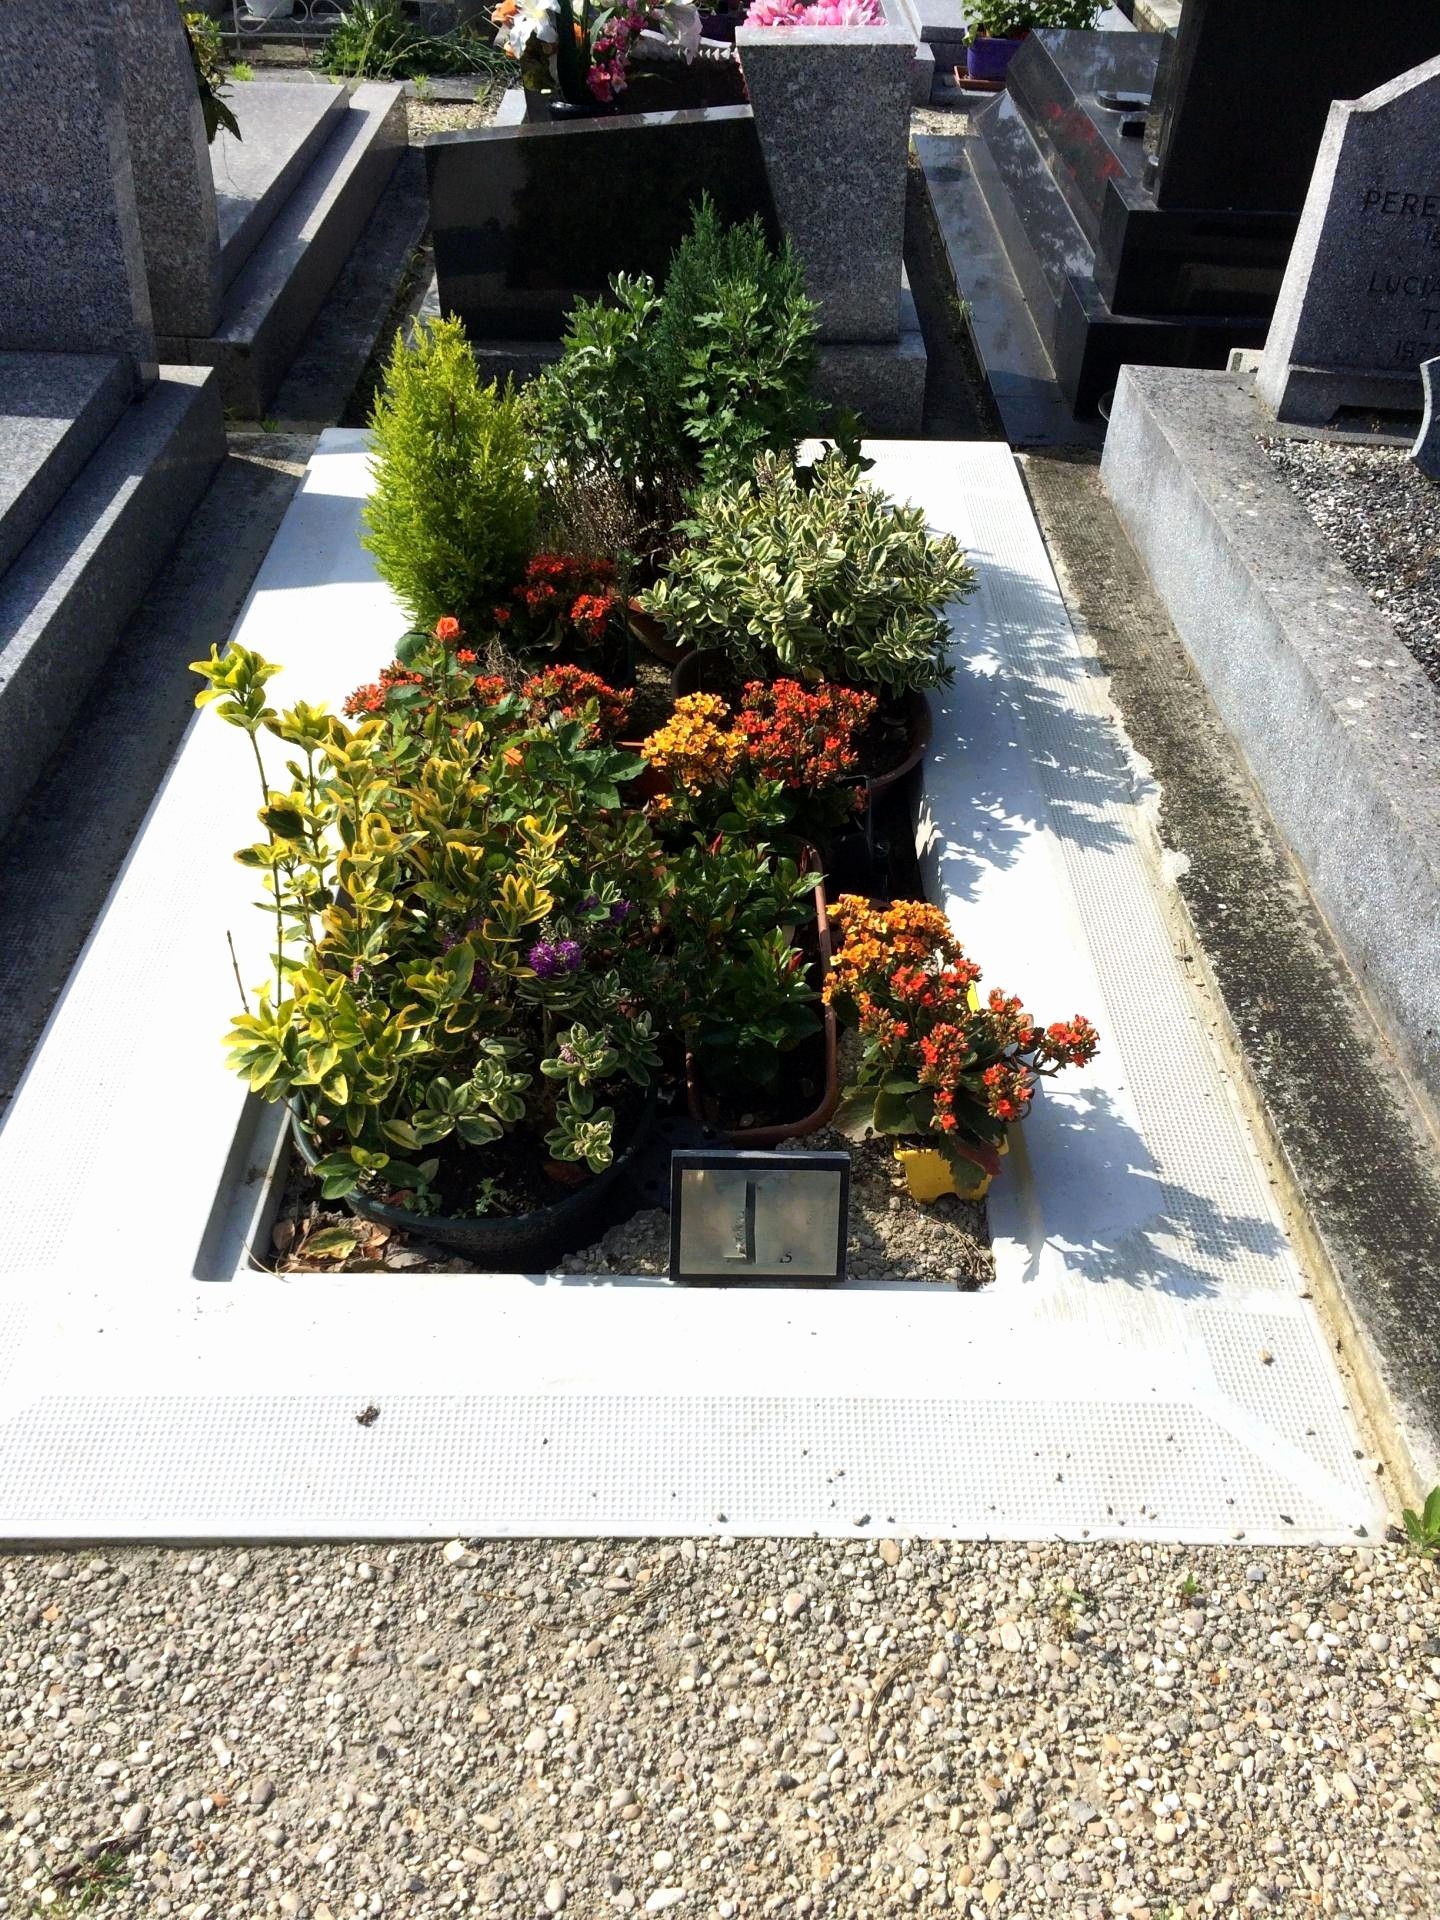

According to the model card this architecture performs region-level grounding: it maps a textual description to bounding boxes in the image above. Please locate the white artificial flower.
[646,0,702,60]
[497,0,559,57]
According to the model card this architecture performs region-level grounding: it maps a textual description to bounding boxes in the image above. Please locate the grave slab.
[1103,365,1440,1114]
[0,367,225,838]
[168,82,407,416]
[0,353,132,577]
[210,82,349,294]
[0,435,1385,1543]
[1258,54,1440,426]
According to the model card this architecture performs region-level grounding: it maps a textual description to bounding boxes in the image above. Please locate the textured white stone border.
[0,435,1383,1544]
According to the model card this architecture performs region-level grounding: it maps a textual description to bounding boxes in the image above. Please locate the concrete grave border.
[0,435,1383,1544]
[1103,366,1440,1116]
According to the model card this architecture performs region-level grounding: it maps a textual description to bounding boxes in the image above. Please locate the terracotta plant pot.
[685,874,840,1147]
[289,1090,656,1270]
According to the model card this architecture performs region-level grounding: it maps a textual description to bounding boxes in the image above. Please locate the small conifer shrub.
[362,318,536,634]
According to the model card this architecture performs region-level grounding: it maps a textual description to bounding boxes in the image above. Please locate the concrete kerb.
[1101,365,1440,1119]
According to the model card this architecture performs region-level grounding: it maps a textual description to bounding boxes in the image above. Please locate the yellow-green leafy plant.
[637,452,977,692]
[190,633,669,1212]
[363,318,537,637]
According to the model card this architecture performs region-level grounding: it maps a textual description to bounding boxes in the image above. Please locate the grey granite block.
[1258,53,1440,425]
[0,367,224,837]
[0,1,154,374]
[0,354,131,577]
[115,0,222,340]
[1102,364,1440,1106]
[173,84,406,416]
[211,82,349,293]
[738,1,915,343]
[814,282,927,433]
[911,38,936,106]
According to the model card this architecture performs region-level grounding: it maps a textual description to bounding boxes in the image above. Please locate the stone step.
[0,354,132,577]
[212,80,350,295]
[163,82,406,418]
[0,367,224,837]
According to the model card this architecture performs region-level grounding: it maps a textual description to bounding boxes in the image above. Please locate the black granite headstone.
[1145,0,1440,213]
[425,103,778,342]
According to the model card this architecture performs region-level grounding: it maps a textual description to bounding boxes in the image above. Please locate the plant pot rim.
[288,1087,656,1258]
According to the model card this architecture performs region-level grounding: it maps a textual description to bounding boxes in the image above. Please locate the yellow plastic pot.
[893,1140,1005,1204]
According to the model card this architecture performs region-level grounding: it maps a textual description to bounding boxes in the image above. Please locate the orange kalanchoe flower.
[825,894,1097,1170]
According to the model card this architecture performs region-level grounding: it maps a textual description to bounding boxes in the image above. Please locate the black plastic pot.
[669,646,736,701]
[289,1092,656,1271]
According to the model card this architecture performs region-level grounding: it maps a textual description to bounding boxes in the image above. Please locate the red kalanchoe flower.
[520,664,632,740]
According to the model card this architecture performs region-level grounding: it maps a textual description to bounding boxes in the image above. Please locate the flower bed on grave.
[193,203,1096,1274]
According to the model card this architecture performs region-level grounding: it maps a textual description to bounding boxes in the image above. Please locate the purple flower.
[608,898,632,924]
[529,940,558,979]
[554,938,583,974]
[580,893,600,914]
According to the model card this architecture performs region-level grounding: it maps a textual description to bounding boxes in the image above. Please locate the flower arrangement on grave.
[640,682,876,836]
[491,0,701,106]
[825,897,1098,1197]
[190,636,672,1215]
[502,554,624,660]
[745,0,882,24]
[636,451,976,694]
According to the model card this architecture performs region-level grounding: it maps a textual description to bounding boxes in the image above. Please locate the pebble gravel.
[1261,438,1440,687]
[2,1539,1437,1918]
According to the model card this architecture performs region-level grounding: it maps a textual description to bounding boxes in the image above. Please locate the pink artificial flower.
[587,63,615,96]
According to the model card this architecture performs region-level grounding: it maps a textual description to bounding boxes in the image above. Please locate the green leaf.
[305,1226,359,1260]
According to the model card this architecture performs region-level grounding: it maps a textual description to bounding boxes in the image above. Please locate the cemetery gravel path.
[2,1539,1437,1919]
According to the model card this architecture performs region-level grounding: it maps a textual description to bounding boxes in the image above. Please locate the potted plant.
[526,198,820,552]
[964,0,1100,88]
[641,683,896,892]
[639,450,973,784]
[668,831,838,1144]
[825,895,1098,1200]
[191,629,675,1268]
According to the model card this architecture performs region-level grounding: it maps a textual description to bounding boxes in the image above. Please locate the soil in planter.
[268,1127,993,1284]
[272,1081,655,1267]
[626,655,675,740]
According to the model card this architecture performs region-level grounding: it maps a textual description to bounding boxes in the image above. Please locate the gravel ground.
[274,1134,992,1287]
[406,92,505,137]
[2,1539,1436,1918]
[1261,439,1440,687]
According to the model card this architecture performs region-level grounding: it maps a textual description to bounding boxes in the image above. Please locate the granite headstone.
[1144,0,1440,215]
[0,0,155,380]
[1258,54,1440,426]
[114,0,223,339]
[425,105,777,341]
